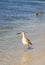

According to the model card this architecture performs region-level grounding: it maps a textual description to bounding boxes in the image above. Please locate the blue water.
[0,0,45,28]
[0,0,45,20]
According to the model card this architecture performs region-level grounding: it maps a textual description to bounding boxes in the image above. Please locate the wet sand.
[0,19,45,65]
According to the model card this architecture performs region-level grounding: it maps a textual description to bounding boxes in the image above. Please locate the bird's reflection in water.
[20,51,32,65]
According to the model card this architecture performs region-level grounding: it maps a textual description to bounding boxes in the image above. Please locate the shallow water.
[0,0,45,65]
[0,19,45,65]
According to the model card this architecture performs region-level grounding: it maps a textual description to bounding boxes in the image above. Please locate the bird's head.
[17,31,25,35]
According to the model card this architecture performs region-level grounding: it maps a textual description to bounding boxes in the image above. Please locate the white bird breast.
[22,37,28,45]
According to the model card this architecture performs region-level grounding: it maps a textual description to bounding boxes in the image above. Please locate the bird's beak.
[17,32,21,35]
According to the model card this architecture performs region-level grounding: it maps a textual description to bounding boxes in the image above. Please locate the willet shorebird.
[36,10,43,16]
[17,31,32,48]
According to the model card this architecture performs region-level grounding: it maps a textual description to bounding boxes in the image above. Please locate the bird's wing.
[26,38,32,45]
